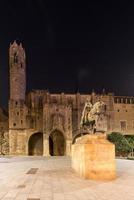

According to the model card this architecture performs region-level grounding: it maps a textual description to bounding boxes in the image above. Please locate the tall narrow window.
[120,121,127,131]
[14,52,18,63]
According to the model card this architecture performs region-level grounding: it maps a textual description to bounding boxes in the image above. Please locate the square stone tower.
[9,41,27,155]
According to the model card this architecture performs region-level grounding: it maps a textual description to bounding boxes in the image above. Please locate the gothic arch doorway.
[28,132,43,155]
[49,130,65,156]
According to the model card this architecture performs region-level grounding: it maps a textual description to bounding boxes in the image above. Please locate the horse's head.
[85,100,92,112]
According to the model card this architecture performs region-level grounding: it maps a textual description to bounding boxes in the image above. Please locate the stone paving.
[0,156,134,200]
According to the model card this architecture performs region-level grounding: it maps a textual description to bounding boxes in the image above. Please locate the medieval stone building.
[1,41,134,156]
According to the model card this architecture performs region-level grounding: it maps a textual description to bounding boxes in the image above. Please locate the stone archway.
[28,132,43,155]
[49,130,65,156]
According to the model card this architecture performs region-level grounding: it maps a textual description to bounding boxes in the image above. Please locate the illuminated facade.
[1,41,134,155]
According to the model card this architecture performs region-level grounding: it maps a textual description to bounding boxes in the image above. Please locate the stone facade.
[1,41,134,156]
[0,108,9,155]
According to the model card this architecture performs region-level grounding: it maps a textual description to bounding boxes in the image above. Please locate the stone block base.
[72,134,116,180]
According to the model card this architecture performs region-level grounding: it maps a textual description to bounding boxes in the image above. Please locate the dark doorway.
[28,132,43,155]
[49,136,54,156]
[49,130,65,156]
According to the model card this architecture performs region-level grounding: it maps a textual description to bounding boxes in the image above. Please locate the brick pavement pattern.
[0,156,133,200]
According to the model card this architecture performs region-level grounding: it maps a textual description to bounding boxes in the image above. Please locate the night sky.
[0,1,134,108]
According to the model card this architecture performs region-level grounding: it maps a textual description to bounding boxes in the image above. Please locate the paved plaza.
[0,156,133,200]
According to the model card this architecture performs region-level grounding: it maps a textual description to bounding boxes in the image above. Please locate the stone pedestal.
[72,134,116,180]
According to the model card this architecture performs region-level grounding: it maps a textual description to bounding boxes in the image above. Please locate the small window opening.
[14,52,18,63]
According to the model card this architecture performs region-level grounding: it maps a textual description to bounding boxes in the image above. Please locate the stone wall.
[0,108,9,155]
[8,90,134,156]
